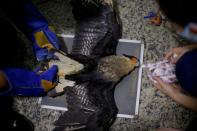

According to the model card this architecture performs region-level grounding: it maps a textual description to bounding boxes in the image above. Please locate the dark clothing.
[0,18,22,68]
[176,49,197,97]
[185,117,197,131]
[0,97,34,130]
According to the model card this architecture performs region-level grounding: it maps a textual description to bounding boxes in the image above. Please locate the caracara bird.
[53,0,138,131]
[53,55,139,131]
[69,0,122,65]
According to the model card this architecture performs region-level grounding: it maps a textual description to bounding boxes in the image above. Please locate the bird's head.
[97,55,140,82]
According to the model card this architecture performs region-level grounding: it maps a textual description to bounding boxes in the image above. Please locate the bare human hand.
[152,77,182,98]
[164,44,197,64]
[164,47,190,64]
[152,77,197,112]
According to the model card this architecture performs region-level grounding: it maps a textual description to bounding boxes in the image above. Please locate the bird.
[68,0,122,65]
[53,55,139,131]
[53,0,138,130]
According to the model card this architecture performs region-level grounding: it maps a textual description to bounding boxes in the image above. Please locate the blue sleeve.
[1,0,48,35]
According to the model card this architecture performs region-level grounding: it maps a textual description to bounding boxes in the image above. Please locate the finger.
[171,56,181,64]
[164,50,174,60]
[151,78,162,89]
[153,82,161,90]
[171,59,178,64]
[153,77,168,88]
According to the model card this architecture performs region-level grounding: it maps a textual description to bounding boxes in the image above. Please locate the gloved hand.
[31,26,60,61]
[0,65,58,96]
[9,1,60,61]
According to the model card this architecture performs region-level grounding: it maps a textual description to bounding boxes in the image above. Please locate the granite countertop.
[14,0,196,131]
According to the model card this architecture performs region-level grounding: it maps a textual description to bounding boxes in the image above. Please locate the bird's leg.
[65,72,93,83]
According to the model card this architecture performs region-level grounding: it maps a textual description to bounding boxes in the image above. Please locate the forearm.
[0,72,8,88]
[171,92,197,112]
[1,0,48,34]
[186,44,197,50]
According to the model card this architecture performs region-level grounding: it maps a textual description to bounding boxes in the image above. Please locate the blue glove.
[0,65,58,96]
[31,26,60,61]
[12,1,60,61]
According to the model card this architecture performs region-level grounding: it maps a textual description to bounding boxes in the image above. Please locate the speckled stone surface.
[13,0,196,131]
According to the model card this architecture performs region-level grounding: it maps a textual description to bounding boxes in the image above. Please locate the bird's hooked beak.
[123,54,140,67]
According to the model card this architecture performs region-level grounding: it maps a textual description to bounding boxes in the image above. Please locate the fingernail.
[153,80,158,84]
[173,53,178,58]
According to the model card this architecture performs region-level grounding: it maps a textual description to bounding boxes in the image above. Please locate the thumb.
[172,83,182,89]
